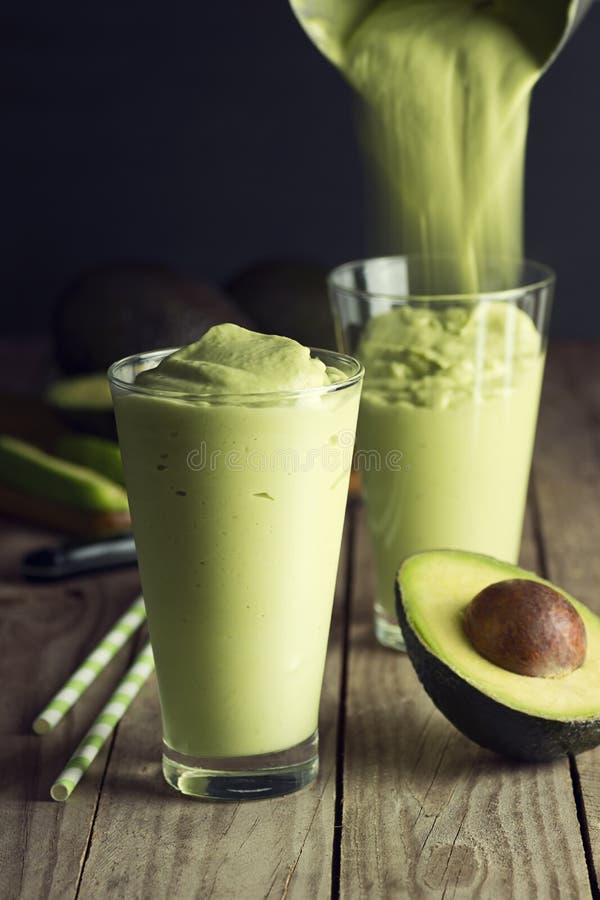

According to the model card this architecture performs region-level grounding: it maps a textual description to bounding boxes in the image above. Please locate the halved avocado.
[45,373,116,439]
[55,433,124,485]
[395,550,600,761]
[0,435,128,513]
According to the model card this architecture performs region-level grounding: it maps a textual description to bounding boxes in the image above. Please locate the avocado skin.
[46,374,117,439]
[395,580,600,762]
[227,260,336,351]
[54,409,117,441]
[56,433,124,485]
[53,262,253,375]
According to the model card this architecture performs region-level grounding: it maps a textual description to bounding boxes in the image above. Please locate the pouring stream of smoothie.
[291,0,574,291]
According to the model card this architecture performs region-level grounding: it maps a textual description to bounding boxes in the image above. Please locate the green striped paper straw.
[33,595,146,735]
[50,641,154,801]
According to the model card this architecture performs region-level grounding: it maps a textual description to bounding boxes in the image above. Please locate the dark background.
[2,2,599,337]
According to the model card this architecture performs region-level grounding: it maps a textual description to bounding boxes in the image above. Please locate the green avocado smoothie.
[291,0,572,288]
[110,325,362,786]
[294,0,566,646]
[356,299,545,626]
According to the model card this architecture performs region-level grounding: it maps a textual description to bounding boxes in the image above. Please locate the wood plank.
[532,343,600,606]
[339,500,591,898]
[74,522,351,899]
[0,517,142,900]
[533,342,600,890]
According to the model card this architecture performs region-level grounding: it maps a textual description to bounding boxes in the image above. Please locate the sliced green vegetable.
[56,433,124,485]
[0,435,128,513]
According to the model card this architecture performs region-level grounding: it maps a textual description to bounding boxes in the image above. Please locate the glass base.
[374,605,406,651]
[162,730,319,800]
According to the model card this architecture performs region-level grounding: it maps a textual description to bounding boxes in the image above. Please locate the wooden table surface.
[3,341,600,900]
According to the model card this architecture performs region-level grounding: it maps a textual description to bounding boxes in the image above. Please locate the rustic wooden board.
[74,526,350,899]
[339,499,591,898]
[532,344,600,611]
[533,343,600,892]
[5,341,600,899]
[0,518,141,900]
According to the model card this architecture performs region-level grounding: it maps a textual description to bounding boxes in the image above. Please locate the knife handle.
[21,532,137,581]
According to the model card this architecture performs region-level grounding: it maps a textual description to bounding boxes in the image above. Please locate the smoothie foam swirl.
[135,323,344,395]
[358,303,542,409]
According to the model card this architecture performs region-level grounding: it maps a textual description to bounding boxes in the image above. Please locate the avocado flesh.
[45,374,116,439]
[47,373,112,410]
[396,550,600,761]
[0,435,128,513]
[56,433,124,486]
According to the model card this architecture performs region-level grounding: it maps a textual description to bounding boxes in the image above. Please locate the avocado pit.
[463,578,586,678]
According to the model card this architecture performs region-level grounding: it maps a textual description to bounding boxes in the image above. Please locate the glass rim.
[327,255,556,303]
[107,346,364,403]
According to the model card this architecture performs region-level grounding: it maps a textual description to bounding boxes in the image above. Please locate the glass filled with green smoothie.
[330,256,554,650]
[108,324,363,799]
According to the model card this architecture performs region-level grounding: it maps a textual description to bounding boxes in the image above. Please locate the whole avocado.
[226,259,336,351]
[53,262,254,374]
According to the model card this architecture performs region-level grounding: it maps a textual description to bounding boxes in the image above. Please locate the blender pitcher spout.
[547,0,597,68]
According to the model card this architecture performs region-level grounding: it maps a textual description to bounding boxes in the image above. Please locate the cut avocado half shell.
[55,433,124,486]
[395,550,600,762]
[0,435,128,514]
[45,373,116,439]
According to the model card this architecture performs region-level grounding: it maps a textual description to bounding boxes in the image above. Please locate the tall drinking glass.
[109,347,363,799]
[329,256,554,650]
